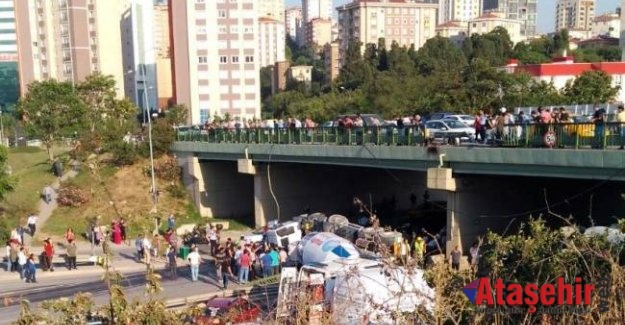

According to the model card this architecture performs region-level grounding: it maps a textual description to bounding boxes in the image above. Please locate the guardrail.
[176,122,625,149]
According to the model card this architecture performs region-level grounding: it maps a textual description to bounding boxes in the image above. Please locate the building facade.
[258,17,286,68]
[15,0,128,98]
[122,0,158,114]
[258,0,284,22]
[170,0,260,124]
[593,13,620,38]
[305,18,332,48]
[482,0,537,37]
[436,21,468,46]
[0,0,19,107]
[324,42,339,83]
[285,6,302,42]
[289,65,312,85]
[469,12,524,44]
[154,2,173,108]
[272,60,289,93]
[438,0,481,24]
[337,0,438,64]
[555,0,595,32]
[301,0,332,46]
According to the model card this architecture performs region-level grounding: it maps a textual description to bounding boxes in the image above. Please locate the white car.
[444,114,475,127]
[425,119,476,142]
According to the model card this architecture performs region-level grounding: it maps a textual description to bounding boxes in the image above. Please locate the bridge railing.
[175,123,625,149]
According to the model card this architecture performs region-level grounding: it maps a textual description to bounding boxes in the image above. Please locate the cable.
[267,144,280,222]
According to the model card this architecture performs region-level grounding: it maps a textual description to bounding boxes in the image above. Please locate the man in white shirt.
[187,247,201,282]
[142,236,152,265]
[27,214,38,237]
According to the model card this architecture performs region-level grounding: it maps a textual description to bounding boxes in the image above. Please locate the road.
[0,245,278,324]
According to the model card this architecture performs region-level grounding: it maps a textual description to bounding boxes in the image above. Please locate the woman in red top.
[65,227,75,243]
[43,238,54,271]
[238,249,250,284]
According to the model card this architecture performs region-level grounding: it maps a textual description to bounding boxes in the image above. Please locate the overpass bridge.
[172,125,625,256]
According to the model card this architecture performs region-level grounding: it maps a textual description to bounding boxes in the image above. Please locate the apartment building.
[15,0,128,98]
[258,17,286,68]
[121,0,158,113]
[337,0,438,65]
[170,0,260,124]
[482,0,537,37]
[469,12,523,44]
[154,2,173,108]
[285,6,302,42]
[305,18,332,48]
[301,0,332,46]
[324,42,340,83]
[436,21,468,46]
[0,0,18,107]
[555,0,595,32]
[258,0,284,22]
[438,0,482,24]
[593,13,620,38]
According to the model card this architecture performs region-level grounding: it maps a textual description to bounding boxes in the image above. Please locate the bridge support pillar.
[427,167,462,256]
[184,156,212,217]
[253,165,278,228]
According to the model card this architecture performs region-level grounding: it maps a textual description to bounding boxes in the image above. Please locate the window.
[220,56,227,63]
[218,10,226,18]
[200,109,209,124]
[245,56,254,63]
[218,26,227,33]
[198,56,207,63]
[232,56,239,63]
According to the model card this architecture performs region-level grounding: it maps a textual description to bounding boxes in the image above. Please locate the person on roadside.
[167,213,175,230]
[135,234,144,262]
[42,185,54,204]
[25,254,37,283]
[4,241,10,272]
[65,227,75,243]
[17,246,27,280]
[66,239,77,270]
[449,246,461,271]
[142,234,152,265]
[261,249,273,277]
[166,246,177,279]
[27,214,38,237]
[219,247,232,289]
[187,246,201,282]
[206,226,218,256]
[43,238,55,272]
[238,249,250,284]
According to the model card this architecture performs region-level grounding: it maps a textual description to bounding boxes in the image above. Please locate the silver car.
[425,119,476,142]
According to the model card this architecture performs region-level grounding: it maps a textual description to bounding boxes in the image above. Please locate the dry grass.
[41,156,195,240]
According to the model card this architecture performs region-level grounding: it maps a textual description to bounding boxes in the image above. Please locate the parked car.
[443,114,475,127]
[427,112,457,121]
[195,297,262,325]
[425,119,476,142]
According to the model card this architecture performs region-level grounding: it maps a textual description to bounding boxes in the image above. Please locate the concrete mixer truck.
[275,232,435,325]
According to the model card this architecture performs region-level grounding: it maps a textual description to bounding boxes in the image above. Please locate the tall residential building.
[324,42,339,83]
[153,2,173,107]
[0,0,19,107]
[258,0,284,22]
[15,0,128,98]
[305,18,332,47]
[258,17,286,68]
[301,0,333,46]
[438,0,482,24]
[482,0,537,37]
[122,0,158,113]
[337,0,438,65]
[170,0,260,124]
[555,0,596,32]
[285,6,303,42]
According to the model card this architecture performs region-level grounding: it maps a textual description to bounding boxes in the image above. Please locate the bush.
[166,184,186,199]
[107,140,138,166]
[57,183,90,207]
[0,218,10,243]
[153,156,181,182]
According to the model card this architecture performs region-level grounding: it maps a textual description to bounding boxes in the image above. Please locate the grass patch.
[1,146,68,229]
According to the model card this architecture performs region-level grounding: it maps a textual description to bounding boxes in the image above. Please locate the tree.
[337,40,374,90]
[18,80,87,160]
[563,70,620,105]
[165,104,189,126]
[76,73,118,133]
[463,58,504,110]
[260,66,273,101]
[415,36,467,75]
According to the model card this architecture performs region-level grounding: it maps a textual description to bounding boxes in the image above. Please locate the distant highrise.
[555,0,596,32]
[439,0,482,23]
[301,0,333,46]
[285,6,303,42]
[15,0,129,98]
[258,0,284,21]
[482,0,537,37]
[170,0,261,123]
[259,17,286,68]
[153,2,173,108]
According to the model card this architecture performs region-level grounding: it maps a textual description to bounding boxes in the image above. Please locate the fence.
[514,103,622,117]
[176,123,625,149]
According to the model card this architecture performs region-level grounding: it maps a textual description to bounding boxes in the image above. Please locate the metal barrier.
[176,123,625,149]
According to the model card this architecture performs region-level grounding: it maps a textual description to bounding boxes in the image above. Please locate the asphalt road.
[0,261,281,324]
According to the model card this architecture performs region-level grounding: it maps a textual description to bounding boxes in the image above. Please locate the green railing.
[175,123,625,149]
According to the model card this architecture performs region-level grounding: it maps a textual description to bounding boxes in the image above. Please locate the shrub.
[166,184,186,199]
[107,140,138,166]
[57,183,90,207]
[153,156,181,182]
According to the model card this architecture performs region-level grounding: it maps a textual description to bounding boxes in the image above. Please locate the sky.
[285,0,620,34]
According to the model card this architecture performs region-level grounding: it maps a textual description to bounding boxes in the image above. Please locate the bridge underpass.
[177,154,625,256]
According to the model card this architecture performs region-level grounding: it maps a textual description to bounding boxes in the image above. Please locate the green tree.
[18,80,87,160]
[76,73,118,133]
[463,58,504,110]
[337,40,374,90]
[260,66,273,101]
[563,70,619,105]
[164,104,189,126]
[415,36,467,75]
